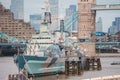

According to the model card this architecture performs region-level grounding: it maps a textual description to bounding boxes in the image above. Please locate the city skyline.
[108,17,120,34]
[0,0,120,32]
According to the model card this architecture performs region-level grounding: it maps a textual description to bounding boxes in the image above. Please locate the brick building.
[78,0,96,56]
[0,3,35,41]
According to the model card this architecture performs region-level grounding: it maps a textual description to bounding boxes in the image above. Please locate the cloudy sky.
[0,0,120,32]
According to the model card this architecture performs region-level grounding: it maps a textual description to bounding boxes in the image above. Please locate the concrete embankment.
[84,75,120,80]
[95,53,120,57]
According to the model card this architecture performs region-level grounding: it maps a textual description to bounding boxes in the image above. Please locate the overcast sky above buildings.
[0,0,120,32]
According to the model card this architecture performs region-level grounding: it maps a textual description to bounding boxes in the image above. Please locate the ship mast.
[41,0,51,32]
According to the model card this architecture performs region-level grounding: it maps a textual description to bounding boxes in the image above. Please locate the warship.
[14,1,84,76]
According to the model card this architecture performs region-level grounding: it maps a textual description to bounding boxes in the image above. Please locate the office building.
[108,17,120,34]
[10,0,24,19]
[30,14,42,34]
[115,17,120,31]
[66,5,76,17]
[49,0,59,31]
[96,17,103,32]
[108,26,117,34]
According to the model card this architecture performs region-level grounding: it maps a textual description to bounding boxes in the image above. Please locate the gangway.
[0,32,28,43]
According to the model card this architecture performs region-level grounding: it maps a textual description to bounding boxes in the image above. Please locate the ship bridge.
[91,4,120,10]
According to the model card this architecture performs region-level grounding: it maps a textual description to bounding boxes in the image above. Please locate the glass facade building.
[96,17,103,32]
[115,17,120,31]
[48,0,59,31]
[10,0,24,20]
[30,14,42,34]
[108,17,120,34]
[65,5,77,31]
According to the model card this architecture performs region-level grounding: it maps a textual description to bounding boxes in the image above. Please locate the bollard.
[15,74,19,80]
[13,74,17,80]
[8,74,12,80]
[56,74,59,79]
[11,75,14,80]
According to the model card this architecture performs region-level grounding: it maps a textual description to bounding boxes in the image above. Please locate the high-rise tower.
[10,0,24,20]
[96,17,103,32]
[108,17,120,34]
[78,0,96,56]
[66,5,77,31]
[49,0,59,32]
[30,14,42,34]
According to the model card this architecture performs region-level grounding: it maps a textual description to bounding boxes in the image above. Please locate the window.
[84,34,85,36]
[79,39,85,42]
[83,4,86,9]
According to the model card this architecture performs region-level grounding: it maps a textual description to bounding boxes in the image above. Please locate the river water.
[0,57,120,80]
[0,57,18,80]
